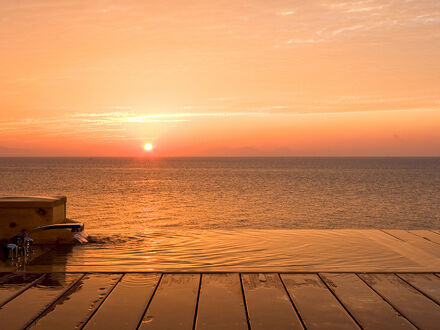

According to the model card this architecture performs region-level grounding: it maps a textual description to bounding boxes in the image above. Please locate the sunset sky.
[1,0,439,156]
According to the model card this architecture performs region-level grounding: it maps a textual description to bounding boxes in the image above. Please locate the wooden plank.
[83,273,161,330]
[139,273,200,330]
[410,230,440,245]
[281,273,358,330]
[382,230,440,256]
[195,273,247,330]
[321,273,414,329]
[28,273,122,329]
[242,273,303,330]
[397,273,440,305]
[363,230,440,270]
[382,230,425,242]
[359,273,440,330]
[0,273,10,281]
[0,273,82,330]
[0,273,44,307]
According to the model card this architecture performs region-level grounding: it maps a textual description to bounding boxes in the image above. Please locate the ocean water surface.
[1,157,439,271]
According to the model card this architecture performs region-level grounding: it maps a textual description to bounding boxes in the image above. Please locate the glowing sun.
[144,143,153,151]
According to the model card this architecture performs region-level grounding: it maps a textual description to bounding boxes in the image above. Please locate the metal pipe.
[6,223,85,260]
[11,223,84,244]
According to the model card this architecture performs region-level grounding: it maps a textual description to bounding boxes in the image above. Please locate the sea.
[1,157,439,271]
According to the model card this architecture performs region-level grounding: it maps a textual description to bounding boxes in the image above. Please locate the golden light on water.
[144,143,153,151]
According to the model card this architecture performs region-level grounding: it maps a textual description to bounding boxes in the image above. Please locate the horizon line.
[0,155,439,159]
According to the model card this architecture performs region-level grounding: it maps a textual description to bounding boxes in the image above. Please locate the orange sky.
[0,0,439,156]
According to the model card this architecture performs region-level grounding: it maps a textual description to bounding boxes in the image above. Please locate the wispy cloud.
[411,14,440,24]
[287,38,326,44]
[332,24,365,35]
[346,6,384,13]
[101,106,133,110]
[279,10,296,16]
[208,97,237,102]
[71,112,270,122]
[2,99,439,132]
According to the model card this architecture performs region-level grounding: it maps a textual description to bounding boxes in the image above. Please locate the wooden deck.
[1,272,440,329]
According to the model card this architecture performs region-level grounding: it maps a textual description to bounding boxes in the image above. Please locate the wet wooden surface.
[83,273,160,330]
[359,273,440,330]
[382,230,440,256]
[320,273,415,330]
[0,273,82,330]
[28,273,121,329]
[138,273,200,329]
[409,230,440,245]
[281,273,359,329]
[0,273,44,307]
[196,273,247,330]
[0,272,440,329]
[242,273,303,330]
[1,229,440,329]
